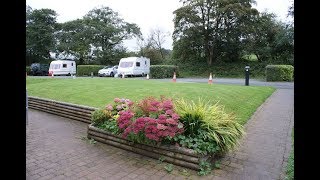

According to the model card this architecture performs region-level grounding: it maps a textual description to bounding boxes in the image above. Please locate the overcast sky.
[26,0,293,51]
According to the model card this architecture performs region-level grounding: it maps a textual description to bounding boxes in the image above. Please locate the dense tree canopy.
[55,6,141,65]
[173,0,259,66]
[26,6,58,65]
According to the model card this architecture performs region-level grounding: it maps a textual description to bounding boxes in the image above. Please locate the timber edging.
[28,96,97,124]
[87,124,214,170]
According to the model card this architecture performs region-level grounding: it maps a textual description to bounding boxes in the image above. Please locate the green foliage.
[198,160,212,176]
[177,60,271,78]
[83,6,141,62]
[179,169,190,176]
[98,119,120,135]
[265,65,294,82]
[26,66,31,75]
[173,0,259,65]
[81,136,97,145]
[173,134,219,155]
[164,163,174,173]
[77,65,104,76]
[150,65,179,79]
[157,156,165,164]
[55,19,93,65]
[91,109,110,126]
[175,98,245,154]
[174,98,205,136]
[214,160,221,169]
[26,7,58,64]
[285,128,294,180]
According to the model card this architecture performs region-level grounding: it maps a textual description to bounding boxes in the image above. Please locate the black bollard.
[245,66,250,86]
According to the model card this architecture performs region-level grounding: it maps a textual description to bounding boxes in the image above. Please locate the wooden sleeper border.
[28,96,96,124]
[87,124,214,170]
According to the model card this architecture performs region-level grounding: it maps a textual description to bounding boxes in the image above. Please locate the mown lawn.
[26,77,275,125]
[285,128,294,180]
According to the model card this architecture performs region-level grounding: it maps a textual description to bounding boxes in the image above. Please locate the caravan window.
[119,62,133,68]
[50,64,61,69]
[136,62,140,67]
[63,64,67,68]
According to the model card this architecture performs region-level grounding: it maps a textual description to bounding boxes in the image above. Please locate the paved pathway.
[26,89,294,180]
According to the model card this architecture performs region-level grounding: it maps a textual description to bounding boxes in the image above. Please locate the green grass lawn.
[26,77,275,125]
[285,128,294,180]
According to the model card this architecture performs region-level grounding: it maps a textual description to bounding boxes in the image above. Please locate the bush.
[174,98,244,154]
[26,66,31,75]
[265,65,294,82]
[150,65,179,79]
[77,65,104,76]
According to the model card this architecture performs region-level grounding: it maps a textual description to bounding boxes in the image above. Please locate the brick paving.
[26,89,293,180]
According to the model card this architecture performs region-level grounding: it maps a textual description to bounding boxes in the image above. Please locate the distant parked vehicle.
[30,63,49,76]
[48,60,76,76]
[98,65,118,77]
[117,56,150,77]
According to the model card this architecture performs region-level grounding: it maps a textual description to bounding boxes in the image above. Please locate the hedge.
[265,65,294,82]
[77,65,105,76]
[150,65,179,79]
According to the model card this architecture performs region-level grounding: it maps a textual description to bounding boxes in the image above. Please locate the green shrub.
[174,98,244,154]
[77,65,104,76]
[174,98,205,136]
[150,65,179,79]
[91,109,111,126]
[26,66,31,75]
[265,65,294,82]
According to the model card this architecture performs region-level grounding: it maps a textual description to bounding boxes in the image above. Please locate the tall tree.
[55,6,142,65]
[55,19,93,65]
[149,28,170,59]
[173,0,258,65]
[26,7,58,65]
[84,6,141,63]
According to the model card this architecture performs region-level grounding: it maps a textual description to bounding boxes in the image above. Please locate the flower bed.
[88,96,244,175]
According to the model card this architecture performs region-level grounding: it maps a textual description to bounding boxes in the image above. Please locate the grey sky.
[26,0,293,51]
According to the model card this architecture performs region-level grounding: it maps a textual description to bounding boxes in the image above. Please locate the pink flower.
[158,114,167,120]
[114,98,121,103]
[157,124,167,130]
[166,118,177,125]
[106,104,113,111]
[116,105,122,111]
[171,113,180,120]
[165,110,173,116]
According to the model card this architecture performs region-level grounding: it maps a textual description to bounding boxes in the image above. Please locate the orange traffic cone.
[146,74,149,80]
[172,72,176,82]
[208,73,213,84]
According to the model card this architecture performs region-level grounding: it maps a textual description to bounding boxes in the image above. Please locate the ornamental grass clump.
[174,98,245,154]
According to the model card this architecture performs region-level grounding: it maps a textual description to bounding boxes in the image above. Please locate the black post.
[245,66,250,86]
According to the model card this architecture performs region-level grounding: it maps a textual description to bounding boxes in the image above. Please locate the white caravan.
[117,57,150,77]
[48,60,76,76]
